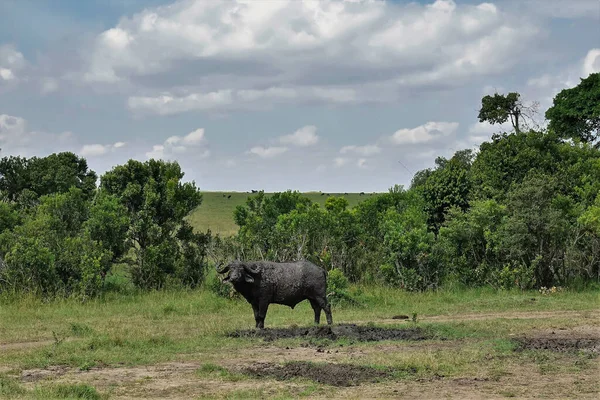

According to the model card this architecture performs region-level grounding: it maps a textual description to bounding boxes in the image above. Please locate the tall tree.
[546,72,600,146]
[0,152,97,204]
[421,150,474,232]
[478,92,539,134]
[99,159,207,289]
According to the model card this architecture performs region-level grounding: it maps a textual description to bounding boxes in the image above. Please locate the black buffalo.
[217,260,333,329]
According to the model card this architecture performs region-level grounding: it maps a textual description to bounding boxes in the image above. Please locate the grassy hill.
[187,191,375,236]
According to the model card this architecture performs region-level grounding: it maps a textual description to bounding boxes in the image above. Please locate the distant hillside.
[187,191,376,236]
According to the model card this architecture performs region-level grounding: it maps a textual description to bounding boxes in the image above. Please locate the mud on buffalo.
[217,260,333,329]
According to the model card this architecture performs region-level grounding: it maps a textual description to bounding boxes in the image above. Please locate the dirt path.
[364,309,600,325]
[16,355,599,399]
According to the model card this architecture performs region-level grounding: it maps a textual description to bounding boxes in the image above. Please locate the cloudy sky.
[0,0,599,192]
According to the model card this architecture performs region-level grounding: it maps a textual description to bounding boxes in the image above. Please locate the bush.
[326,268,359,306]
[206,273,239,299]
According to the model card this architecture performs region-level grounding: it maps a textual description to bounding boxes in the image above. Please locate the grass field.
[1,285,598,399]
[187,192,374,236]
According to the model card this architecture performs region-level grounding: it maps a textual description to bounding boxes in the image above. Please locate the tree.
[0,188,111,298]
[0,152,97,205]
[233,190,312,258]
[478,92,539,134]
[421,150,473,232]
[546,72,600,146]
[500,173,572,287]
[379,200,437,291]
[85,193,130,263]
[99,159,206,289]
[470,130,561,201]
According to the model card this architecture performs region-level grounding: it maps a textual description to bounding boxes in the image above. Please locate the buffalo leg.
[257,302,269,329]
[252,303,260,328]
[309,299,321,324]
[317,298,333,325]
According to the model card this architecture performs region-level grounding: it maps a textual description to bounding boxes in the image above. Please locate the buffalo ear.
[244,274,255,283]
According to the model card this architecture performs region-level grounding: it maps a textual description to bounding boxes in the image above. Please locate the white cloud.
[340,144,381,156]
[389,121,459,145]
[146,128,209,159]
[41,78,59,94]
[247,146,288,158]
[0,114,27,141]
[582,49,600,78]
[80,142,127,157]
[0,114,74,156]
[525,48,600,115]
[128,91,233,115]
[85,0,540,115]
[0,68,14,81]
[146,144,165,159]
[279,125,319,147]
[468,121,511,136]
[512,0,600,19]
[357,158,367,169]
[333,157,348,168]
[0,44,26,86]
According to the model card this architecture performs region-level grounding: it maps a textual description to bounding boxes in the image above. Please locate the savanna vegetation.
[0,74,598,399]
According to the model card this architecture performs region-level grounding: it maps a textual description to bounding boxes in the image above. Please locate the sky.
[0,0,599,192]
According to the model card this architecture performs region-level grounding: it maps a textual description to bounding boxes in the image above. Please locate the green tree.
[379,200,437,291]
[436,200,507,286]
[99,159,206,289]
[546,72,600,146]
[500,173,573,287]
[0,152,97,205]
[0,188,111,298]
[478,92,524,133]
[421,150,473,232]
[85,193,130,263]
[234,190,312,258]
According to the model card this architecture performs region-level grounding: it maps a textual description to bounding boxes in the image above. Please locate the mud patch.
[243,361,390,387]
[515,337,600,354]
[229,323,432,342]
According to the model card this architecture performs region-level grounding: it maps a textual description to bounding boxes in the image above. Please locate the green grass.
[187,191,372,236]
[0,378,103,400]
[0,287,597,398]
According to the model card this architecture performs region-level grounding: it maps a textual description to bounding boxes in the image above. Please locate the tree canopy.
[546,72,600,146]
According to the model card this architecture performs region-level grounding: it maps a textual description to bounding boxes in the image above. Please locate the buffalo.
[217,260,333,329]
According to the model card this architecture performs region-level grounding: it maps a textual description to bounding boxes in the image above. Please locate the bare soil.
[514,325,600,354]
[242,361,391,387]
[228,323,432,342]
[8,313,600,399]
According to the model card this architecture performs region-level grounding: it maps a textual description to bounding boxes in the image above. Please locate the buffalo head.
[217,261,261,284]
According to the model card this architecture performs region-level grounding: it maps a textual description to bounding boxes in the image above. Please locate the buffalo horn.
[215,263,230,274]
[243,263,261,275]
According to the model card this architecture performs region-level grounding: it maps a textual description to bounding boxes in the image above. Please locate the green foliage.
[207,274,236,299]
[326,268,359,306]
[0,188,112,298]
[0,202,20,234]
[85,193,130,262]
[436,200,507,286]
[419,150,473,231]
[99,159,207,290]
[379,201,438,291]
[546,72,600,145]
[478,92,523,132]
[0,152,97,205]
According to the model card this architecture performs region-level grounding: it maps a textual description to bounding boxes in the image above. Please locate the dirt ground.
[5,310,600,399]
[229,323,432,342]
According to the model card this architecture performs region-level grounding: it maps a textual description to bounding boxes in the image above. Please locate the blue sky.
[1,0,599,192]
